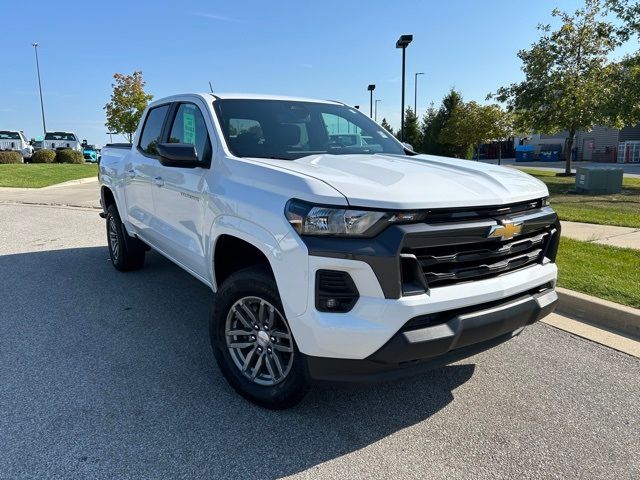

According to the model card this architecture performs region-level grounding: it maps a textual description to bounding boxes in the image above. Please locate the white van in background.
[0,130,33,161]
[44,131,82,152]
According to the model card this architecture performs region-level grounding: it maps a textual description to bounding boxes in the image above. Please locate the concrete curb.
[42,177,98,189]
[556,287,640,339]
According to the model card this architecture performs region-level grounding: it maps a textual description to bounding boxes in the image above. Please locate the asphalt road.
[1,204,638,480]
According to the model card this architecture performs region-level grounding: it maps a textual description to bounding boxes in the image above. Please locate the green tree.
[104,71,153,143]
[380,118,394,135]
[495,0,624,175]
[440,102,510,160]
[420,89,464,157]
[607,1,640,123]
[607,0,640,38]
[399,107,422,151]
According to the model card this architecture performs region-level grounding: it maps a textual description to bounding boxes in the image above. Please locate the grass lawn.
[556,237,640,308]
[520,168,640,228]
[0,164,98,188]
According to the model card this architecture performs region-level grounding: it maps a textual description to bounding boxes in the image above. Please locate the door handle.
[153,176,164,187]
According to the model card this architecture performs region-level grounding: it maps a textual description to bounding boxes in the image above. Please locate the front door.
[123,104,171,242]
[150,101,213,279]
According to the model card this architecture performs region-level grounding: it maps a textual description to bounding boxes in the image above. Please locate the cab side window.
[139,104,170,156]
[168,103,211,163]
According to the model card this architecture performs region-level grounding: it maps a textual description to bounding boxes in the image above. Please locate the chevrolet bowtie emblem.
[487,221,523,240]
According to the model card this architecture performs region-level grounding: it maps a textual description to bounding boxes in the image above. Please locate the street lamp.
[375,99,382,122]
[367,84,376,118]
[396,34,413,141]
[414,72,424,114]
[106,132,116,143]
[32,42,46,138]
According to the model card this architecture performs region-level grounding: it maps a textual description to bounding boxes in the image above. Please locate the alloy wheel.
[225,296,294,386]
[108,216,120,261]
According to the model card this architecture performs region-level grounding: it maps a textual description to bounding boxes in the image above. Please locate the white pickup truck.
[0,130,33,161]
[99,93,560,409]
[44,131,82,151]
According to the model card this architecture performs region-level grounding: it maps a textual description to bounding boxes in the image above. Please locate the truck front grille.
[407,229,551,288]
[398,203,560,294]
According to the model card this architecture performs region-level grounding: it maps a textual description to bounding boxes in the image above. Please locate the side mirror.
[156,143,201,168]
[402,142,414,151]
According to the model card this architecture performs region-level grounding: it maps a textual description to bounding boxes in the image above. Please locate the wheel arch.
[213,234,276,289]
[208,216,309,319]
[101,185,116,212]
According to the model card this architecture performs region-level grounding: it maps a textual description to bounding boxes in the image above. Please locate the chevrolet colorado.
[99,93,560,409]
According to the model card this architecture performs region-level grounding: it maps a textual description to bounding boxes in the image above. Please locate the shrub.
[55,149,84,164]
[0,151,23,164]
[30,149,57,163]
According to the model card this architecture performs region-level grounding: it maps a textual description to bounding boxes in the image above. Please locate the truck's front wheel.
[210,267,310,409]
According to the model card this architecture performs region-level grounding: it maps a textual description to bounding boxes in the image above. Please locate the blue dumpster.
[539,146,560,161]
[515,145,534,162]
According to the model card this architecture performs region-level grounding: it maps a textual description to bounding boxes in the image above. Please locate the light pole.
[107,132,115,143]
[396,34,413,141]
[32,42,46,138]
[367,84,376,118]
[375,99,381,122]
[414,72,424,114]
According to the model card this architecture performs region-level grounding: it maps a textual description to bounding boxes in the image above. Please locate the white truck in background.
[0,130,33,161]
[99,93,560,409]
[44,131,82,152]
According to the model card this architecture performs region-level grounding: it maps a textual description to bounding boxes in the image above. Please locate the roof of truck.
[208,93,342,104]
[150,93,340,105]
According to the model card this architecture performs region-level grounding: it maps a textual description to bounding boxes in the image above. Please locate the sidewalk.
[480,158,640,178]
[0,177,100,209]
[561,221,640,249]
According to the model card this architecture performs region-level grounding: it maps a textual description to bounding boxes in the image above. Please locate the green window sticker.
[183,107,196,145]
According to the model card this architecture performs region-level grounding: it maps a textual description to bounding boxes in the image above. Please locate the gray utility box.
[575,166,624,194]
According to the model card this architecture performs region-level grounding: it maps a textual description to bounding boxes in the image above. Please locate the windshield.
[0,131,21,140]
[45,132,77,141]
[213,99,405,160]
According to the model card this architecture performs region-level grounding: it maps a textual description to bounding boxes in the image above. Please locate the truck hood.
[251,153,549,210]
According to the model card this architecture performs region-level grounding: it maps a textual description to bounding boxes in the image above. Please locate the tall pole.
[396,35,413,142]
[367,84,376,119]
[32,43,46,137]
[375,99,381,122]
[414,72,424,114]
[400,47,406,141]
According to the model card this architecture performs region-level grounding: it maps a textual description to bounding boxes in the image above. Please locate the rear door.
[123,103,170,242]
[150,100,213,279]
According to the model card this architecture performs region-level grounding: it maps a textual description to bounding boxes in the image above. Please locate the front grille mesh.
[405,229,552,288]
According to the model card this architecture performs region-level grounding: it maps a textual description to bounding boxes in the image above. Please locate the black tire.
[210,266,310,409]
[106,204,146,271]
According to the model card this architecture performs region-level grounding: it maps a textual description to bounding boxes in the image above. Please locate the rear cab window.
[0,131,21,140]
[138,104,170,156]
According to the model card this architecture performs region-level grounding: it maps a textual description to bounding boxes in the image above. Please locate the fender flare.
[207,215,309,319]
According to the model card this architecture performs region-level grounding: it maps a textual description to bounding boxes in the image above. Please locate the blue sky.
[0,0,633,146]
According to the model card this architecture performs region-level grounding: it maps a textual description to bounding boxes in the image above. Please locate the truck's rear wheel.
[106,204,145,271]
[210,267,309,409]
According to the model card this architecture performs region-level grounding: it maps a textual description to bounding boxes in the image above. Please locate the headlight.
[285,199,425,237]
[541,197,550,207]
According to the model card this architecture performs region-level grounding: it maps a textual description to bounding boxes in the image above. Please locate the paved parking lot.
[1,204,639,479]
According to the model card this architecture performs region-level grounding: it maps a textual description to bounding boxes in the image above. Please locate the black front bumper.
[307,288,557,383]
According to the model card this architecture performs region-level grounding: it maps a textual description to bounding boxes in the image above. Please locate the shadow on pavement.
[0,246,475,479]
